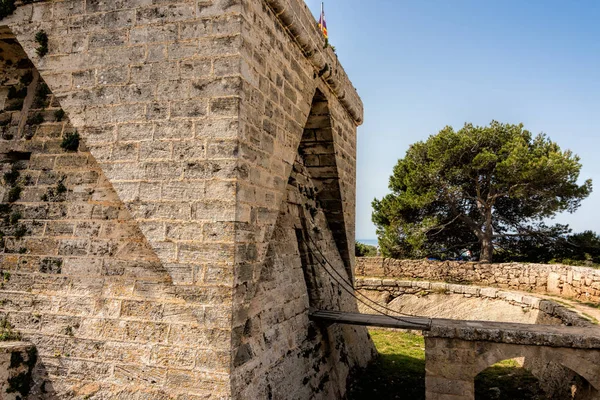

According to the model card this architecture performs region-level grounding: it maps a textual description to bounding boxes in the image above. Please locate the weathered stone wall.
[229,0,373,395]
[0,0,372,398]
[0,341,37,400]
[356,277,592,327]
[0,33,230,398]
[356,257,600,302]
[230,153,373,398]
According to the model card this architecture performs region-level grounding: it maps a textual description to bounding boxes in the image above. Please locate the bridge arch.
[473,345,600,392]
[425,333,600,400]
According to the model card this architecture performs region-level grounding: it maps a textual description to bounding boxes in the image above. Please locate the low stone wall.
[0,342,36,400]
[356,257,600,302]
[355,278,592,327]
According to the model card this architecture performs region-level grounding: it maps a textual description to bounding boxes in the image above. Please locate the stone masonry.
[357,257,600,302]
[355,277,593,327]
[0,0,373,398]
[424,320,600,400]
[0,341,37,400]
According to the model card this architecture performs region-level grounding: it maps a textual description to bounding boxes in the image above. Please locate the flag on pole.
[318,2,328,40]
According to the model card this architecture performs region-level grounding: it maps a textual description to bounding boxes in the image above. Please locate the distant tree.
[552,230,600,265]
[493,223,571,263]
[495,228,600,266]
[372,121,592,262]
[355,241,378,257]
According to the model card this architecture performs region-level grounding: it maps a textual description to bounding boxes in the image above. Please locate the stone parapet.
[264,0,364,124]
[425,318,600,348]
[355,277,591,327]
[356,257,600,301]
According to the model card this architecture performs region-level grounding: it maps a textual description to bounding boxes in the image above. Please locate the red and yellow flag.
[318,3,328,39]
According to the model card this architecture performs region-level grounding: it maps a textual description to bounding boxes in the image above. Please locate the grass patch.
[580,312,599,324]
[0,317,21,342]
[582,302,600,310]
[348,329,546,400]
[347,329,425,400]
[475,363,545,399]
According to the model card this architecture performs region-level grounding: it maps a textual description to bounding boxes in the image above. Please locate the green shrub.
[355,241,378,257]
[35,30,48,57]
[60,132,80,151]
[32,83,50,109]
[56,181,67,194]
[0,0,17,21]
[54,109,65,122]
[3,166,19,185]
[0,317,21,342]
[13,224,27,239]
[9,211,21,224]
[7,186,21,203]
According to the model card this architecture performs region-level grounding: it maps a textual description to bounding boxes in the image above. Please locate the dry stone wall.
[356,257,600,302]
[0,0,372,398]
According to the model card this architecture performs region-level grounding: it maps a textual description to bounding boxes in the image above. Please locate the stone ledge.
[425,319,600,349]
[264,0,364,125]
[0,341,32,353]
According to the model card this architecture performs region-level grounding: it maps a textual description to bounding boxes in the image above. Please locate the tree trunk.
[480,235,494,263]
[480,207,494,263]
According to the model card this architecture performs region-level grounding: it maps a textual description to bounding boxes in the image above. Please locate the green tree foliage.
[495,229,600,266]
[493,223,571,263]
[558,230,600,264]
[372,121,592,262]
[355,241,378,257]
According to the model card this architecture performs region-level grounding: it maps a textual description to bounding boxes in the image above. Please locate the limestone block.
[547,272,562,294]
[521,295,541,308]
[447,284,465,294]
[462,285,480,296]
[480,287,498,298]
[431,282,448,292]
[361,278,382,287]
[414,281,432,289]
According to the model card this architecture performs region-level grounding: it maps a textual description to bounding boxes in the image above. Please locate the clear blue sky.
[306,0,600,240]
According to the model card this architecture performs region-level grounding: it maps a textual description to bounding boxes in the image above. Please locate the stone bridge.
[311,310,600,399]
[425,319,600,399]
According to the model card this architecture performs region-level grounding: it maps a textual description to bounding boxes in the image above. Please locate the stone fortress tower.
[0,0,374,398]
